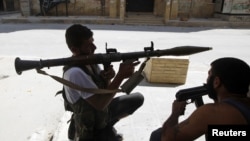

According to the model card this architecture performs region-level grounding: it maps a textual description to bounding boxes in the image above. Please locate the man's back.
[198,99,249,125]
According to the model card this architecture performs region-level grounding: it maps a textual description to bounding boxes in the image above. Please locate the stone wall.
[30,0,40,15]
[64,0,105,16]
[178,0,215,18]
[20,0,215,18]
[20,0,31,16]
[178,0,192,13]
[153,0,165,16]
[28,0,110,16]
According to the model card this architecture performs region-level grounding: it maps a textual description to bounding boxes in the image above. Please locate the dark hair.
[65,24,93,49]
[211,57,250,95]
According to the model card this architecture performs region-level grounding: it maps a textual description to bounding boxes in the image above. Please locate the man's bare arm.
[161,101,212,141]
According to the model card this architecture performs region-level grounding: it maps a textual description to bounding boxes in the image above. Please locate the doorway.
[126,0,154,12]
[0,0,4,11]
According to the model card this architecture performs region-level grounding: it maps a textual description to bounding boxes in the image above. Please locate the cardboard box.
[143,57,189,84]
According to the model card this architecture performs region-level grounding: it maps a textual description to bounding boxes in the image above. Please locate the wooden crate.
[143,57,189,84]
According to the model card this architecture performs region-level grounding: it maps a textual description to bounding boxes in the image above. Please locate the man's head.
[65,24,96,56]
[207,57,250,100]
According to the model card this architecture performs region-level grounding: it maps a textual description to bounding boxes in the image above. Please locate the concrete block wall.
[26,0,110,16]
[20,0,216,18]
[191,0,214,18]
[154,0,165,16]
[178,0,215,18]
[20,0,31,16]
[68,0,102,16]
[178,0,192,13]
[30,0,40,15]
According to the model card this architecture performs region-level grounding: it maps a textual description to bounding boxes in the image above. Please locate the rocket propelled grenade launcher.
[15,42,212,75]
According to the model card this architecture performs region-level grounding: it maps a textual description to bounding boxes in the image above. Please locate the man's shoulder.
[67,66,82,71]
[65,67,83,73]
[196,102,248,123]
[198,102,237,111]
[191,103,224,119]
[64,67,86,77]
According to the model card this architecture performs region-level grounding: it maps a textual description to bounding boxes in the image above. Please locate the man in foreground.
[150,57,250,141]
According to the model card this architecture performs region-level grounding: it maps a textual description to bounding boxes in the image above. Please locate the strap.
[36,69,122,94]
[223,99,250,124]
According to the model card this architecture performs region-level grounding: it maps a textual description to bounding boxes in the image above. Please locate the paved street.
[0,23,250,141]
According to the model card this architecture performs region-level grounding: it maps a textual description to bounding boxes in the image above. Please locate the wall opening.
[126,0,154,12]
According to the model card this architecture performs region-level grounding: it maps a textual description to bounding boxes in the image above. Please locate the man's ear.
[214,76,221,88]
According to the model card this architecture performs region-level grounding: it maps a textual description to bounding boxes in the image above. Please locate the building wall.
[64,0,106,16]
[30,0,40,14]
[153,0,165,16]
[29,0,110,16]
[23,0,215,18]
[179,0,215,18]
